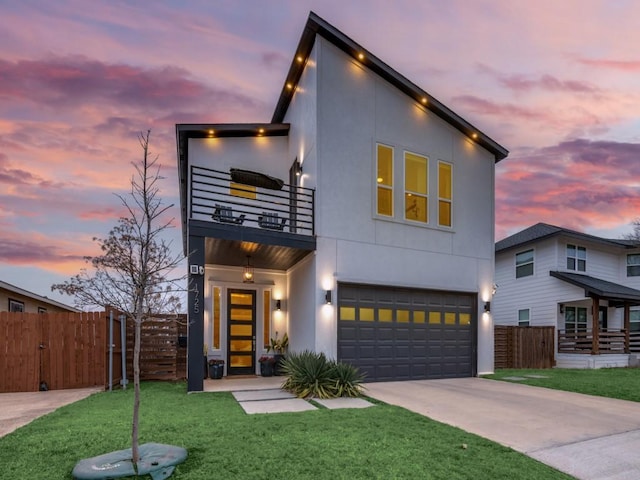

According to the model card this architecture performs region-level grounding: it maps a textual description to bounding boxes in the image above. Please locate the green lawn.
[484,368,640,402]
[0,382,572,480]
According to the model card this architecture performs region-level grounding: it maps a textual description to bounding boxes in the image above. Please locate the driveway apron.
[365,377,640,480]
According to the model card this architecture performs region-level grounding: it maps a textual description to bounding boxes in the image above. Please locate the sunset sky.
[2,0,640,306]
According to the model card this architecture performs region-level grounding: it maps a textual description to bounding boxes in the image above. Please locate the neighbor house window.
[567,245,586,272]
[627,254,640,277]
[565,306,587,332]
[630,309,640,332]
[38,307,47,314]
[518,309,530,326]
[404,152,428,223]
[376,144,393,216]
[515,249,534,278]
[438,161,452,227]
[9,299,24,312]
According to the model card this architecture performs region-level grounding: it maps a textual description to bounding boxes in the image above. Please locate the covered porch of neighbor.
[551,271,640,368]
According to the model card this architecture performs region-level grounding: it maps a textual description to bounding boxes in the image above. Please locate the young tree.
[53,130,184,467]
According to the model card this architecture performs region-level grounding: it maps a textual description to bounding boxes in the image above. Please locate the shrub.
[281,350,365,399]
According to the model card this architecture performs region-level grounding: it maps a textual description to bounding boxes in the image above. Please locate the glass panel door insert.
[227,289,256,375]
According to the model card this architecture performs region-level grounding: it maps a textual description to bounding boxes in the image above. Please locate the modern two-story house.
[177,12,508,391]
[494,223,640,368]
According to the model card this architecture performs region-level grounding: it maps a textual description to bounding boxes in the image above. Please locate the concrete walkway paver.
[0,387,103,438]
[365,377,640,480]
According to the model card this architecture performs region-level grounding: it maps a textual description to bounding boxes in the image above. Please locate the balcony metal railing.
[189,166,315,236]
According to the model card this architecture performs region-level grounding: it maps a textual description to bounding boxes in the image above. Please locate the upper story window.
[566,244,586,272]
[376,144,393,217]
[628,254,640,277]
[516,249,534,278]
[518,308,530,326]
[404,152,428,223]
[38,307,47,314]
[230,182,256,199]
[438,161,452,227]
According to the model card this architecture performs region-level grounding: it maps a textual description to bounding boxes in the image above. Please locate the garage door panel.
[338,283,476,382]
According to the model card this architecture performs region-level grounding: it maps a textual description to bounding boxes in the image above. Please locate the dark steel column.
[187,233,205,392]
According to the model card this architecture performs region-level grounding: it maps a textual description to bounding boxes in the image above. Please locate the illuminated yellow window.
[429,311,441,324]
[340,307,356,321]
[212,287,221,349]
[377,144,393,216]
[397,310,410,323]
[444,312,456,325]
[360,308,375,322]
[460,313,471,326]
[379,309,393,322]
[263,290,271,349]
[230,182,256,199]
[405,152,428,223]
[438,162,452,227]
[413,311,426,323]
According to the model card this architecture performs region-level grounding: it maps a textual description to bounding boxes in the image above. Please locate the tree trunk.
[131,313,142,467]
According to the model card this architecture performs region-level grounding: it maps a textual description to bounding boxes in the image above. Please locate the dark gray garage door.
[338,283,476,382]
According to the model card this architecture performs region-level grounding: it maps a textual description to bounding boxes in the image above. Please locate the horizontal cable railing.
[189,166,314,236]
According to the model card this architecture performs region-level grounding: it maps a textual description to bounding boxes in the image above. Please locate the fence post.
[108,310,113,392]
[120,314,128,389]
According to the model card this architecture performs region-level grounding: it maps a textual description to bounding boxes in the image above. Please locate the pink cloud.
[574,57,640,72]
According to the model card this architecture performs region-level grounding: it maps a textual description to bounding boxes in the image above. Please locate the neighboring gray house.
[177,12,508,391]
[494,223,640,368]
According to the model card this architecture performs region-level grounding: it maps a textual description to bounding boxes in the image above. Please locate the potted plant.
[208,359,224,379]
[268,332,289,376]
[259,356,275,377]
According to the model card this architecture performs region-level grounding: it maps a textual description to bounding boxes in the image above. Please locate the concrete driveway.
[366,377,640,480]
[0,387,102,438]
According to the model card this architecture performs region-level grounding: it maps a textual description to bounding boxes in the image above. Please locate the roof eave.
[271,12,508,162]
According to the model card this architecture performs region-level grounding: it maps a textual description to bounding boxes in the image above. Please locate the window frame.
[627,254,640,277]
[437,161,453,228]
[403,150,428,224]
[518,308,530,326]
[375,143,394,218]
[515,249,534,278]
[564,306,588,332]
[9,299,24,312]
[566,244,586,272]
[630,309,640,332]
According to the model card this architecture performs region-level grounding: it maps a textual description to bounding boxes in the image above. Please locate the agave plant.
[281,350,365,399]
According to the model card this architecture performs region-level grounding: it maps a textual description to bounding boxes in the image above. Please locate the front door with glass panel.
[227,289,256,375]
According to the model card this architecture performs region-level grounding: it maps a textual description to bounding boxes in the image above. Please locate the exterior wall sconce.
[242,256,254,283]
[294,159,303,177]
[484,301,491,313]
[325,290,332,305]
[275,299,282,311]
[559,304,564,314]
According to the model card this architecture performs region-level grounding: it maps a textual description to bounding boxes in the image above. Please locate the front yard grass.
[484,367,640,402]
[0,382,572,479]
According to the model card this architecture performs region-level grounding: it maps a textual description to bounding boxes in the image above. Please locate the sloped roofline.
[0,280,79,312]
[496,222,637,253]
[272,11,509,162]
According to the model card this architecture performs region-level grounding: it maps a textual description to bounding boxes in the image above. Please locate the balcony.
[188,166,316,270]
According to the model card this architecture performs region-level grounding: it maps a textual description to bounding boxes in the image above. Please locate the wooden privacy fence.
[1,311,187,392]
[495,325,555,369]
[125,314,187,381]
[0,311,107,393]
